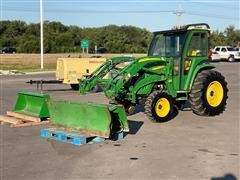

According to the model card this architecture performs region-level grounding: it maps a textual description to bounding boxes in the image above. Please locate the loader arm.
[79,56,135,94]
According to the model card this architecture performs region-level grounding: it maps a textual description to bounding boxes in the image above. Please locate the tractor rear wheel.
[189,70,228,116]
[145,91,173,122]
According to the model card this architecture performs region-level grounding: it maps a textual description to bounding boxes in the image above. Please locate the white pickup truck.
[211,46,240,62]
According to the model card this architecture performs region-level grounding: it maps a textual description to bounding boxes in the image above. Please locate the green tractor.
[11,23,228,138]
[80,23,228,122]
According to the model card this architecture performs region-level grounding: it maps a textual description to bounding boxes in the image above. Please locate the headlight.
[123,73,131,83]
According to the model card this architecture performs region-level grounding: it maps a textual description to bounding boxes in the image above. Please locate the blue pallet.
[40,129,88,146]
[40,128,123,146]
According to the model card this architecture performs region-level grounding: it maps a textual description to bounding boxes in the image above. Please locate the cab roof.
[154,23,210,35]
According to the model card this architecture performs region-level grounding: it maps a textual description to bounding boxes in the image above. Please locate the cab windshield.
[148,32,186,57]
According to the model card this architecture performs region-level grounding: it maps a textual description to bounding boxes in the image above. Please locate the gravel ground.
[0,61,239,180]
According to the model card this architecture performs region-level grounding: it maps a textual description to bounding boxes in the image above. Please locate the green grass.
[0,63,56,72]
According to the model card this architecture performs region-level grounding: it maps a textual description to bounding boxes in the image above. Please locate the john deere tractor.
[80,23,228,122]
[11,23,228,138]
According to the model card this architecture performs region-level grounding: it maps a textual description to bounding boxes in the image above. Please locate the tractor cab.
[148,23,211,91]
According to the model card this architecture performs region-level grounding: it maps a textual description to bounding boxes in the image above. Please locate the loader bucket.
[47,100,129,138]
[13,91,50,119]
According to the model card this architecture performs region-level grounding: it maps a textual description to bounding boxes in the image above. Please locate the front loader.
[11,56,134,138]
[11,23,228,137]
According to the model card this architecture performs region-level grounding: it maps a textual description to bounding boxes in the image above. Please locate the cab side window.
[221,48,227,52]
[187,33,208,57]
[215,47,220,52]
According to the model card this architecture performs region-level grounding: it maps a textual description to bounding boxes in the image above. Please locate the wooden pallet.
[0,111,49,127]
[7,111,41,122]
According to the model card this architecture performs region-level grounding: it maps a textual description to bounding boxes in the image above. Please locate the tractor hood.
[137,56,168,63]
[137,56,168,71]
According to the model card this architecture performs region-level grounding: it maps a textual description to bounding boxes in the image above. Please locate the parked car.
[234,47,240,52]
[211,46,240,62]
[0,47,16,54]
[97,47,107,54]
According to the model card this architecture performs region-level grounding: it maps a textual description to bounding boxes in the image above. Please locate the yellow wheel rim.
[206,81,224,107]
[155,98,170,117]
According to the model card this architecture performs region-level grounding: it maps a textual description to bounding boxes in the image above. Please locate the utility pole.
[173,4,184,28]
[40,0,43,69]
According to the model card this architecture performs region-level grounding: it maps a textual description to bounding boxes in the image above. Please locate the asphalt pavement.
[0,62,239,180]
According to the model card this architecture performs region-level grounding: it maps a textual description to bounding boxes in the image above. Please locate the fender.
[126,74,166,103]
[188,63,215,91]
[133,74,166,95]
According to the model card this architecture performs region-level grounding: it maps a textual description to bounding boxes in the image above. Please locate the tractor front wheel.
[145,91,174,122]
[189,70,228,116]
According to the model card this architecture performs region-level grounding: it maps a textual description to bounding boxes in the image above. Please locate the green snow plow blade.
[13,91,50,119]
[48,100,129,138]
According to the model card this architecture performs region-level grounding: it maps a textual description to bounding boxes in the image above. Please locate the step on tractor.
[11,23,228,138]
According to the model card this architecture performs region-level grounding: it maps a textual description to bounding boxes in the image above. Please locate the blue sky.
[1,0,239,32]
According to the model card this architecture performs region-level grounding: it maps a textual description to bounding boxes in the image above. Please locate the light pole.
[40,0,43,69]
[173,4,184,28]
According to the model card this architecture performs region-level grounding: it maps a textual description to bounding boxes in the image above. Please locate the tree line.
[0,20,239,53]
